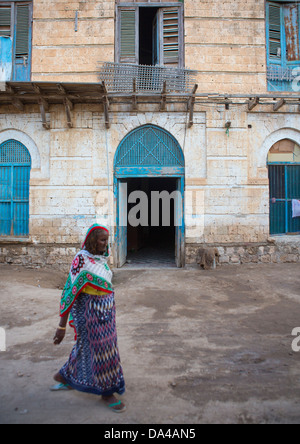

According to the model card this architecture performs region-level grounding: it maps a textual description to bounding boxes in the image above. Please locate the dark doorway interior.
[126,177,177,267]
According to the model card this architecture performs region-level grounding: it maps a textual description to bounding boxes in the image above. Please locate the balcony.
[267,65,300,92]
[99,62,198,94]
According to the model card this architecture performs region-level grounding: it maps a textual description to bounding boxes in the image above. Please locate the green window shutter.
[268,3,282,61]
[15,4,30,57]
[119,8,138,64]
[0,7,11,37]
[162,7,180,67]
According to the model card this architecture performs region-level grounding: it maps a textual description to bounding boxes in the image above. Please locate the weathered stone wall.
[186,237,300,266]
[1,98,300,265]
[1,102,300,268]
[31,0,115,83]
[0,242,78,272]
[31,0,268,94]
[185,0,267,93]
[1,237,300,271]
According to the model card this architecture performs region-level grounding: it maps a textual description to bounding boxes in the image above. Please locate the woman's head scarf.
[60,224,113,320]
[81,223,110,255]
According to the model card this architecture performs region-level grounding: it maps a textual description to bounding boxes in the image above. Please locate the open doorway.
[126,177,177,267]
[114,124,185,268]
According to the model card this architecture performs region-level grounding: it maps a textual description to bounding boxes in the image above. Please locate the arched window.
[268,139,300,235]
[114,124,185,172]
[0,140,31,236]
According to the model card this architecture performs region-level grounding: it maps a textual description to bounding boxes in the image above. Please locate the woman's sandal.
[50,383,73,391]
[106,399,126,414]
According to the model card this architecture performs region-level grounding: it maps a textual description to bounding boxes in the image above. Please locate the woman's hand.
[54,313,69,345]
[53,328,66,345]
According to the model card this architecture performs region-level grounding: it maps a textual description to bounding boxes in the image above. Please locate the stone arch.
[259,128,300,168]
[114,124,185,171]
[0,129,41,170]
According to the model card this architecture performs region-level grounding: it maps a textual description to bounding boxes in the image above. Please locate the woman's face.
[96,230,109,255]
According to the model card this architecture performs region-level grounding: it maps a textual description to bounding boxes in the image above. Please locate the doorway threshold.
[123,246,177,269]
[121,262,177,270]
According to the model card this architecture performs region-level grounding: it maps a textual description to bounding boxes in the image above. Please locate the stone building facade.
[0,0,299,269]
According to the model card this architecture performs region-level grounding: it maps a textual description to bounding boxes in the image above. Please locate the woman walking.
[52,224,126,413]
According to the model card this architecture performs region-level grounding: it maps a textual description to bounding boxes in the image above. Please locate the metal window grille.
[267,65,298,82]
[115,124,185,168]
[99,62,197,94]
[0,139,31,164]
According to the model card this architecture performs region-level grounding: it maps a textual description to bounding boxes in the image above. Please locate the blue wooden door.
[118,179,128,267]
[114,124,185,267]
[269,164,300,234]
[175,177,185,267]
[0,140,31,236]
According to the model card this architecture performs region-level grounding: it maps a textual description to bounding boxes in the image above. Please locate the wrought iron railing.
[267,65,299,82]
[99,62,198,94]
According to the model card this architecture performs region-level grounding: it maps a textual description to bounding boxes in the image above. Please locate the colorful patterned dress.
[58,225,125,397]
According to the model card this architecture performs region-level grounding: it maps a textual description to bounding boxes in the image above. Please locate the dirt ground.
[0,262,300,424]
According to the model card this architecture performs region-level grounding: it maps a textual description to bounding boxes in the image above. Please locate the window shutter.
[268,4,282,61]
[283,3,300,62]
[119,8,138,64]
[162,7,181,67]
[0,7,11,37]
[15,4,30,57]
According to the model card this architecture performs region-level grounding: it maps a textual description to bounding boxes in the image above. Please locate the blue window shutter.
[13,3,32,81]
[0,166,12,235]
[162,8,180,67]
[0,140,31,237]
[15,4,30,57]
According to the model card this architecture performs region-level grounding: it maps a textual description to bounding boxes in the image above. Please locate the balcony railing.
[99,62,198,94]
[267,65,300,92]
[267,65,297,82]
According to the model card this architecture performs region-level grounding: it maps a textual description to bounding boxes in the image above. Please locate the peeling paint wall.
[0,37,12,81]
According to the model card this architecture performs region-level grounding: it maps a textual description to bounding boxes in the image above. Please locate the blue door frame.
[113,124,185,268]
[114,172,185,268]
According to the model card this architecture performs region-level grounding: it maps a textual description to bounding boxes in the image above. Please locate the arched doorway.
[114,124,185,268]
[268,139,300,235]
[0,140,31,236]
